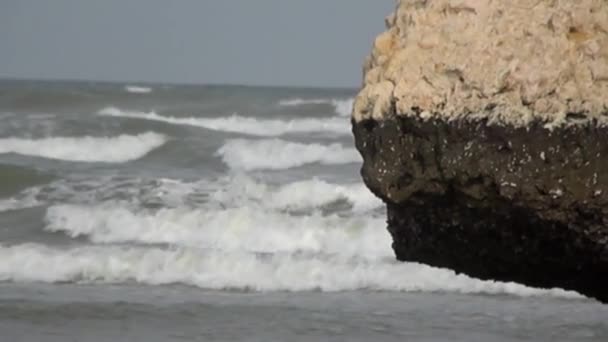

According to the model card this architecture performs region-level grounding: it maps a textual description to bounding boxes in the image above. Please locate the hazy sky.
[0,0,394,88]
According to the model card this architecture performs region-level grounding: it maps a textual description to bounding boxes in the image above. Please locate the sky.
[0,0,394,88]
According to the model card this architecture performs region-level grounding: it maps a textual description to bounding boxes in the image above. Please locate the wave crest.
[45,204,389,258]
[0,133,167,163]
[0,243,582,297]
[125,86,153,94]
[216,139,361,171]
[278,98,354,116]
[99,107,349,137]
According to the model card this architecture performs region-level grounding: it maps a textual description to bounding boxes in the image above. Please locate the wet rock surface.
[353,114,608,302]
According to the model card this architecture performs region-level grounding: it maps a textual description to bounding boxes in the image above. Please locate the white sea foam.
[0,133,167,163]
[125,86,153,94]
[216,139,361,171]
[4,173,380,215]
[45,204,388,258]
[0,196,40,213]
[278,98,331,106]
[332,98,355,117]
[0,243,582,298]
[278,98,354,116]
[98,107,350,137]
[209,175,382,213]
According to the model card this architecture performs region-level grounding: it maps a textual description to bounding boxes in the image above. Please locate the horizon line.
[0,76,360,92]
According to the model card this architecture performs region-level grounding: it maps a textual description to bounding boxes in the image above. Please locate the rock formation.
[353,0,608,302]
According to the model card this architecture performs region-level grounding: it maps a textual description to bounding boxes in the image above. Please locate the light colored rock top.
[354,0,608,127]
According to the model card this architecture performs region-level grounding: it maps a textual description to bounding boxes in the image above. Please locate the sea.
[0,79,606,342]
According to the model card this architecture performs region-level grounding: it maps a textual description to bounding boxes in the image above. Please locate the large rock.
[353,0,608,301]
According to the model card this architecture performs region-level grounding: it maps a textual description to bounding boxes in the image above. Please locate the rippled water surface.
[0,80,606,341]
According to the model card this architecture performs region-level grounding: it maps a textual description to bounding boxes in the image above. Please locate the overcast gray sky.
[0,0,393,88]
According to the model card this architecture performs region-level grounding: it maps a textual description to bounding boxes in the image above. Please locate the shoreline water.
[0,80,606,341]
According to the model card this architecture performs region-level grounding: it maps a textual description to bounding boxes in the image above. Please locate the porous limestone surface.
[354,0,608,127]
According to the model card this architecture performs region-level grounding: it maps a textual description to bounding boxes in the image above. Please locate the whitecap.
[209,175,382,213]
[278,98,354,116]
[98,107,349,137]
[125,86,153,94]
[278,98,331,106]
[216,139,361,171]
[0,196,40,213]
[0,243,583,298]
[0,132,167,163]
[45,204,389,259]
[8,173,379,215]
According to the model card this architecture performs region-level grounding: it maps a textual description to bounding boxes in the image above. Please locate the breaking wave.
[209,175,382,213]
[0,243,581,297]
[0,133,167,163]
[0,196,40,213]
[45,204,388,258]
[1,172,583,299]
[278,98,354,116]
[1,174,381,214]
[98,107,350,137]
[216,139,361,171]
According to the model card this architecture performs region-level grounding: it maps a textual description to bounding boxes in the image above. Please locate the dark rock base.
[353,114,608,302]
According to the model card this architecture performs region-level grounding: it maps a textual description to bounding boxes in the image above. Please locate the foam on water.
[278,98,331,106]
[209,175,382,212]
[45,204,389,258]
[216,139,361,171]
[99,107,350,137]
[278,98,354,116]
[2,170,582,299]
[0,243,582,298]
[0,196,40,213]
[125,86,153,94]
[1,174,381,215]
[0,133,167,163]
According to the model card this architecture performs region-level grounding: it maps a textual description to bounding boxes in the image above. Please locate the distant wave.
[278,98,354,116]
[0,243,582,297]
[0,133,167,163]
[216,139,361,171]
[99,107,350,137]
[278,98,332,106]
[125,86,153,94]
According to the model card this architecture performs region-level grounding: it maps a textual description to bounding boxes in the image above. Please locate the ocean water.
[0,79,606,342]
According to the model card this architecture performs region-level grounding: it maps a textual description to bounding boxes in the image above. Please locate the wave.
[2,173,381,215]
[9,173,581,298]
[278,98,354,116]
[278,98,331,106]
[125,86,153,94]
[0,133,167,163]
[98,107,350,137]
[209,175,382,213]
[0,243,581,298]
[0,196,40,213]
[45,204,389,258]
[216,139,361,171]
